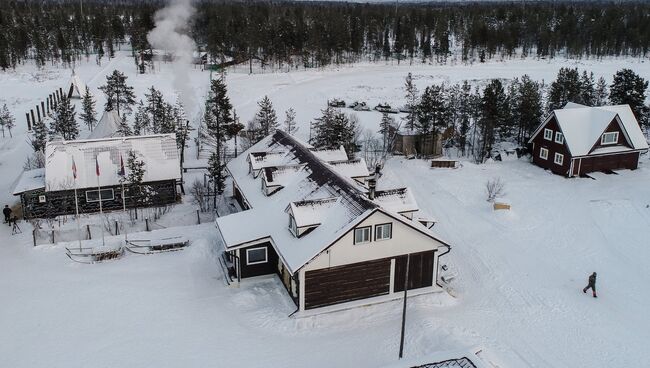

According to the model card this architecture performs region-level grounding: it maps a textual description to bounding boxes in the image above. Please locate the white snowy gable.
[44,134,180,191]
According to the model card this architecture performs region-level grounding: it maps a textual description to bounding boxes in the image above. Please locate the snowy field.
[1,52,649,367]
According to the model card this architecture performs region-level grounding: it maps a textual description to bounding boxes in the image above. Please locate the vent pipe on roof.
[368,177,376,200]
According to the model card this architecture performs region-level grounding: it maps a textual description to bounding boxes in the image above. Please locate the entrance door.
[394,251,435,292]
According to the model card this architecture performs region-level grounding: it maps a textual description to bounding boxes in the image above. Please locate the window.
[544,128,553,141]
[601,132,619,145]
[539,148,549,160]
[85,188,114,202]
[554,152,564,165]
[246,247,268,265]
[354,226,371,244]
[555,132,564,144]
[288,215,297,236]
[375,223,392,241]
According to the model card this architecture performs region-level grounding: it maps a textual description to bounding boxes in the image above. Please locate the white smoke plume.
[147,0,197,118]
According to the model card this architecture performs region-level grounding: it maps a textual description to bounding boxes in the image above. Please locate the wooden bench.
[431,160,458,169]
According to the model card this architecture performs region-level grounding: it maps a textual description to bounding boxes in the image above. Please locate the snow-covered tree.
[478,79,509,162]
[579,71,595,106]
[49,96,78,140]
[594,77,608,106]
[0,103,15,138]
[79,87,97,131]
[126,150,147,206]
[312,106,357,153]
[379,112,396,151]
[145,86,165,133]
[252,95,278,141]
[609,69,649,127]
[417,84,448,136]
[98,70,136,118]
[31,117,48,152]
[548,67,582,110]
[457,81,473,156]
[403,72,419,132]
[513,75,543,144]
[283,108,298,135]
[132,100,151,135]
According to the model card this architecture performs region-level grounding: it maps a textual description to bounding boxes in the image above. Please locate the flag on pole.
[95,156,100,176]
[72,158,77,180]
[118,154,125,177]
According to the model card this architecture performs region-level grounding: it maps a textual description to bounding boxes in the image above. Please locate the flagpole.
[72,158,82,251]
[119,154,127,242]
[96,155,105,247]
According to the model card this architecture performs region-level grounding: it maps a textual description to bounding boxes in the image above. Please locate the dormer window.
[601,132,618,145]
[544,128,553,141]
[288,215,297,236]
[554,132,564,144]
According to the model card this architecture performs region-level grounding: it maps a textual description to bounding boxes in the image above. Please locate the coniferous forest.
[1,1,650,70]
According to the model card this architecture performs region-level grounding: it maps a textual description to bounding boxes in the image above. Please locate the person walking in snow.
[583,272,597,298]
[3,205,11,225]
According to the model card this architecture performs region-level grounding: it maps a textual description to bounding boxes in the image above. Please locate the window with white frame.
[601,132,619,145]
[288,215,297,236]
[246,247,268,265]
[375,223,392,241]
[354,226,371,244]
[85,188,114,202]
[539,147,549,160]
[544,128,553,141]
[555,132,564,144]
[554,152,564,165]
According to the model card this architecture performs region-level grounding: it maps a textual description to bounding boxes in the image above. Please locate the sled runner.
[125,236,189,254]
[66,246,124,264]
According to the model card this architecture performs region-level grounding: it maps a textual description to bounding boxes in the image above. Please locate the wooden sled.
[125,236,189,255]
[66,246,124,264]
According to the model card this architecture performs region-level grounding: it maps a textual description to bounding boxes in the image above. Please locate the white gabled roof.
[326,158,370,179]
[12,168,45,195]
[531,103,649,157]
[218,131,450,273]
[44,134,181,191]
[310,146,348,162]
[372,187,419,214]
[88,110,123,139]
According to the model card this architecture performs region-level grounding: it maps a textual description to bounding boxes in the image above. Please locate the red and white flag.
[95,157,100,176]
[72,158,77,180]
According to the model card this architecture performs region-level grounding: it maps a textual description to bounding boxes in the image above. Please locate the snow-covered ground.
[1,52,649,367]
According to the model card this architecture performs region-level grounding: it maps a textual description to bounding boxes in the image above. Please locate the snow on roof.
[263,164,306,187]
[12,168,45,195]
[533,103,649,156]
[68,71,88,99]
[327,158,370,179]
[248,151,290,174]
[310,146,348,162]
[44,134,180,191]
[219,131,449,273]
[372,187,419,213]
[289,197,340,227]
[87,110,123,139]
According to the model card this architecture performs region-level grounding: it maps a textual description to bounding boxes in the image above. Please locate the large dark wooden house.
[529,103,649,177]
[13,134,181,219]
[216,130,451,312]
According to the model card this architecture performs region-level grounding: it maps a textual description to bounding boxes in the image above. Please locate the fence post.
[25,113,31,131]
[145,218,150,231]
[50,229,54,244]
[32,229,37,247]
[197,209,200,225]
[86,224,91,239]
[115,220,119,235]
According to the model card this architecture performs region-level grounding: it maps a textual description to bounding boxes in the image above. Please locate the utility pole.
[398,253,410,359]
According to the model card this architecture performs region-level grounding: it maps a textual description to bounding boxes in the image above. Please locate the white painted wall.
[303,211,443,271]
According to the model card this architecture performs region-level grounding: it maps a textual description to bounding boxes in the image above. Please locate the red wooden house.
[529,103,648,177]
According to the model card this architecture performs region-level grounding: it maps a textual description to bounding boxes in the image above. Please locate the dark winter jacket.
[588,274,597,287]
[2,207,11,217]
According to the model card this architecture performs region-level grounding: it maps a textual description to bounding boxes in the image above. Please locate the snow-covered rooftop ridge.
[373,187,419,214]
[309,145,348,162]
[326,158,371,179]
[87,110,123,140]
[12,168,45,195]
[44,134,180,191]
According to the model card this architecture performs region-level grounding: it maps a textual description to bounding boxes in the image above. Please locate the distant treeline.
[1,1,650,70]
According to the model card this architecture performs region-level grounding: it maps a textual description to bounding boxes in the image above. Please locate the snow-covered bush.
[486,177,506,202]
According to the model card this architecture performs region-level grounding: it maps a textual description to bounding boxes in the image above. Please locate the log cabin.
[13,134,181,219]
[216,130,450,312]
[529,103,649,177]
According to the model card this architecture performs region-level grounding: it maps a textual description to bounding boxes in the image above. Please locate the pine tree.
[98,70,136,118]
[126,150,146,207]
[609,69,649,127]
[207,151,226,198]
[548,67,582,110]
[0,104,15,138]
[31,117,48,153]
[132,100,151,135]
[514,75,543,144]
[283,108,298,135]
[403,72,419,132]
[312,106,357,153]
[49,96,78,140]
[145,87,165,133]
[417,84,448,137]
[253,95,278,140]
[579,71,595,106]
[594,77,608,106]
[227,111,245,157]
[457,81,473,156]
[79,87,97,131]
[379,112,396,151]
[478,79,508,162]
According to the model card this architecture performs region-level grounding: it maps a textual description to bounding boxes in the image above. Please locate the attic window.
[554,132,564,144]
[289,215,297,236]
[544,128,553,141]
[354,226,371,244]
[601,132,618,145]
